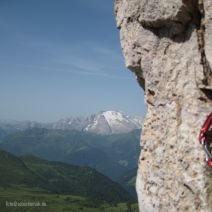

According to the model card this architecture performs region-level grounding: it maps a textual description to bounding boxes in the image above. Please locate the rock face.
[115,0,212,211]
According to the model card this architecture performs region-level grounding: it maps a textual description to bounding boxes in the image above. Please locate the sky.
[0,0,146,122]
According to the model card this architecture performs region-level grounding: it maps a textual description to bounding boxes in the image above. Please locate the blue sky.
[0,0,145,122]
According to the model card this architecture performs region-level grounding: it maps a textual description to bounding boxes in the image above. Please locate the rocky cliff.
[115,0,212,211]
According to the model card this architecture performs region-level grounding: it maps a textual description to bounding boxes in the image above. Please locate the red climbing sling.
[199,112,212,167]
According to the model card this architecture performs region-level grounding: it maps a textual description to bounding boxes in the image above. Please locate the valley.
[0,111,141,211]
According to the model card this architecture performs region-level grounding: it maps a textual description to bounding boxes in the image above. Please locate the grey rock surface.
[115,0,212,211]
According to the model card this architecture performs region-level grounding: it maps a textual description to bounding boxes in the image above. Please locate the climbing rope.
[199,112,212,167]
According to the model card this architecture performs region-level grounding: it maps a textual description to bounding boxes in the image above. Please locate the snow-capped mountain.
[84,111,142,135]
[0,111,142,135]
[52,111,142,135]
[51,117,89,131]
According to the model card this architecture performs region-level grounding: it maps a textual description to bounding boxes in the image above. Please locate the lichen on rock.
[115,0,212,211]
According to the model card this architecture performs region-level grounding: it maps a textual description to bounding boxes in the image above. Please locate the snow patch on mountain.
[83,111,142,135]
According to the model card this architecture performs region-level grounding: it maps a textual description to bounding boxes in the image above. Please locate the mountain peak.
[84,110,142,135]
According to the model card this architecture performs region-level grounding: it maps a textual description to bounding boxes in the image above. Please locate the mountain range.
[0,111,142,135]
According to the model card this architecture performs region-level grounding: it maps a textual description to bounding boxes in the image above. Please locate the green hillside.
[0,189,139,212]
[0,128,140,180]
[0,149,133,204]
[0,150,45,189]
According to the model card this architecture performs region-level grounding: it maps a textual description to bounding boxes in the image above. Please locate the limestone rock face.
[115,0,212,211]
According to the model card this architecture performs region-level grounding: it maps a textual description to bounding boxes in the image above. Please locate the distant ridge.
[0,110,142,135]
